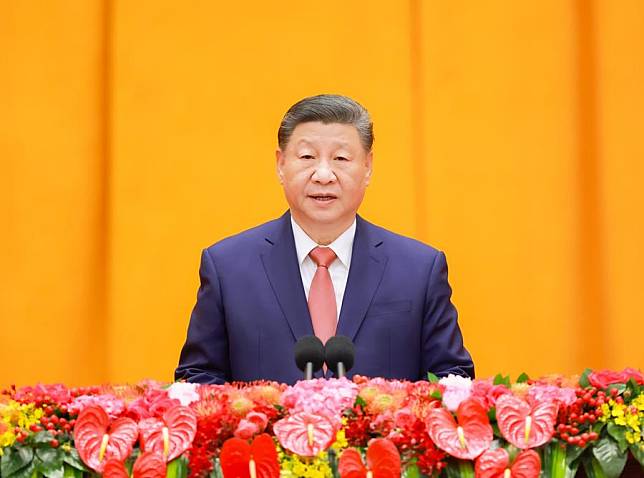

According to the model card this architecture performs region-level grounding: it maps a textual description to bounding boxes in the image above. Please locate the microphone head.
[294,336,325,373]
[324,335,355,376]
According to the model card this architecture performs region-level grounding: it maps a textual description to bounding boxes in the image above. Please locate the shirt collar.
[290,216,356,268]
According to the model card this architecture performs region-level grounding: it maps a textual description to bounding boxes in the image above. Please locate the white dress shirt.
[290,217,356,322]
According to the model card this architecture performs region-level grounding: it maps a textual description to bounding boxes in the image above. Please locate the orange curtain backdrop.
[1,1,642,386]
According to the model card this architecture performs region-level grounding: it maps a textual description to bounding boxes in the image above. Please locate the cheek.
[283,170,311,195]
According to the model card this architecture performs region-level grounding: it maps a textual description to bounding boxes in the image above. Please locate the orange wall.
[1,1,642,386]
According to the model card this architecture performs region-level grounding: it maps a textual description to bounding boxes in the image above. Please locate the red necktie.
[308,247,337,345]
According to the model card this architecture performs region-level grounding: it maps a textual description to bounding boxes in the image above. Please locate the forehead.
[287,122,362,150]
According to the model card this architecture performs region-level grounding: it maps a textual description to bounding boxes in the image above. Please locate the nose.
[311,158,336,184]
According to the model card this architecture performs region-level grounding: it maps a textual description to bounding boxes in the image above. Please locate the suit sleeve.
[174,248,231,384]
[421,251,475,379]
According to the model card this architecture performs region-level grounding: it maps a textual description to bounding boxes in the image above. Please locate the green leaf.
[7,461,36,478]
[516,372,530,383]
[427,372,439,383]
[31,430,55,446]
[582,454,607,478]
[592,437,627,478]
[492,374,510,386]
[354,396,367,408]
[566,441,586,467]
[1,445,34,477]
[35,448,65,478]
[62,464,84,478]
[430,389,442,400]
[61,449,88,472]
[606,423,628,454]
[40,464,65,478]
[443,459,475,478]
[403,462,421,478]
[606,384,626,396]
[579,368,592,388]
[625,378,641,396]
[167,456,189,478]
[629,443,644,466]
[543,441,578,478]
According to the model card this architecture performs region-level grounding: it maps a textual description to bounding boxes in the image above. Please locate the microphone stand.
[336,362,345,378]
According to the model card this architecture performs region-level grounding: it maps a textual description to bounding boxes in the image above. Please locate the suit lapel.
[261,212,314,341]
[336,216,388,341]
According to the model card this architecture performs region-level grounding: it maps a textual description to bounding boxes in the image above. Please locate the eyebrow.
[295,138,352,149]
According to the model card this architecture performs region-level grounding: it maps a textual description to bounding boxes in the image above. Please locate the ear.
[364,150,373,186]
[276,148,285,184]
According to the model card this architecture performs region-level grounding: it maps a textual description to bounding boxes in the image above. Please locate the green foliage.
[0,445,34,477]
[430,389,442,400]
[442,458,474,478]
[493,374,510,386]
[629,443,644,467]
[579,368,593,388]
[35,447,64,478]
[542,440,581,478]
[62,448,88,472]
[606,423,628,454]
[516,372,530,383]
[403,461,421,478]
[167,456,190,478]
[427,372,439,383]
[591,436,628,478]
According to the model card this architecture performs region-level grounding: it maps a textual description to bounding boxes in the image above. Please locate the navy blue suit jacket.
[175,212,474,384]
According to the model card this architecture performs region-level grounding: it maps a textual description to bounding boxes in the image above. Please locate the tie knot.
[309,247,337,268]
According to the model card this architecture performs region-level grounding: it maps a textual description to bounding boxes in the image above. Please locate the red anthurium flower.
[74,405,138,472]
[425,398,493,460]
[138,405,197,461]
[495,394,557,449]
[132,451,167,478]
[338,439,401,478]
[220,433,280,478]
[102,459,129,478]
[273,412,337,457]
[475,448,541,478]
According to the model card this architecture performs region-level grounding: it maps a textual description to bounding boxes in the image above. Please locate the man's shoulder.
[360,217,443,261]
[204,215,284,257]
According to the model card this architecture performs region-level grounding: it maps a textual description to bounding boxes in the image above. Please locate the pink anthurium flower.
[273,411,337,457]
[425,398,493,460]
[132,451,167,478]
[138,405,197,461]
[73,405,138,473]
[338,439,401,478]
[475,448,541,478]
[220,433,280,478]
[495,394,558,449]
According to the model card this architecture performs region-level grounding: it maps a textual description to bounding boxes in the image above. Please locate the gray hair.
[278,94,374,151]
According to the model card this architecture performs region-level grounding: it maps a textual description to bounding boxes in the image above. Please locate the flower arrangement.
[0,368,642,478]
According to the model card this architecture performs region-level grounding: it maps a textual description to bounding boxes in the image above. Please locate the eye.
[335,156,349,161]
[300,154,315,160]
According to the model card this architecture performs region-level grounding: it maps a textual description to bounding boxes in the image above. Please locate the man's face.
[276,121,372,231]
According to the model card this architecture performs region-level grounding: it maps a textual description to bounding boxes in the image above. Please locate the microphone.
[324,335,355,378]
[294,336,325,380]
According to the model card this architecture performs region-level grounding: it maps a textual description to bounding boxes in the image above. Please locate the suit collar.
[260,211,313,341]
[261,211,388,343]
[336,215,388,341]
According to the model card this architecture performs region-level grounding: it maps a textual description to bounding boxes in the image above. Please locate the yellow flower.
[632,393,644,411]
[599,396,644,444]
[331,427,348,452]
[279,450,333,478]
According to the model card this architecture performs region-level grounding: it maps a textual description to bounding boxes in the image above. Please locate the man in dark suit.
[175,94,474,384]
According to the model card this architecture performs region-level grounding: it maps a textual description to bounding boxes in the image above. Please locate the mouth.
[308,194,338,203]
